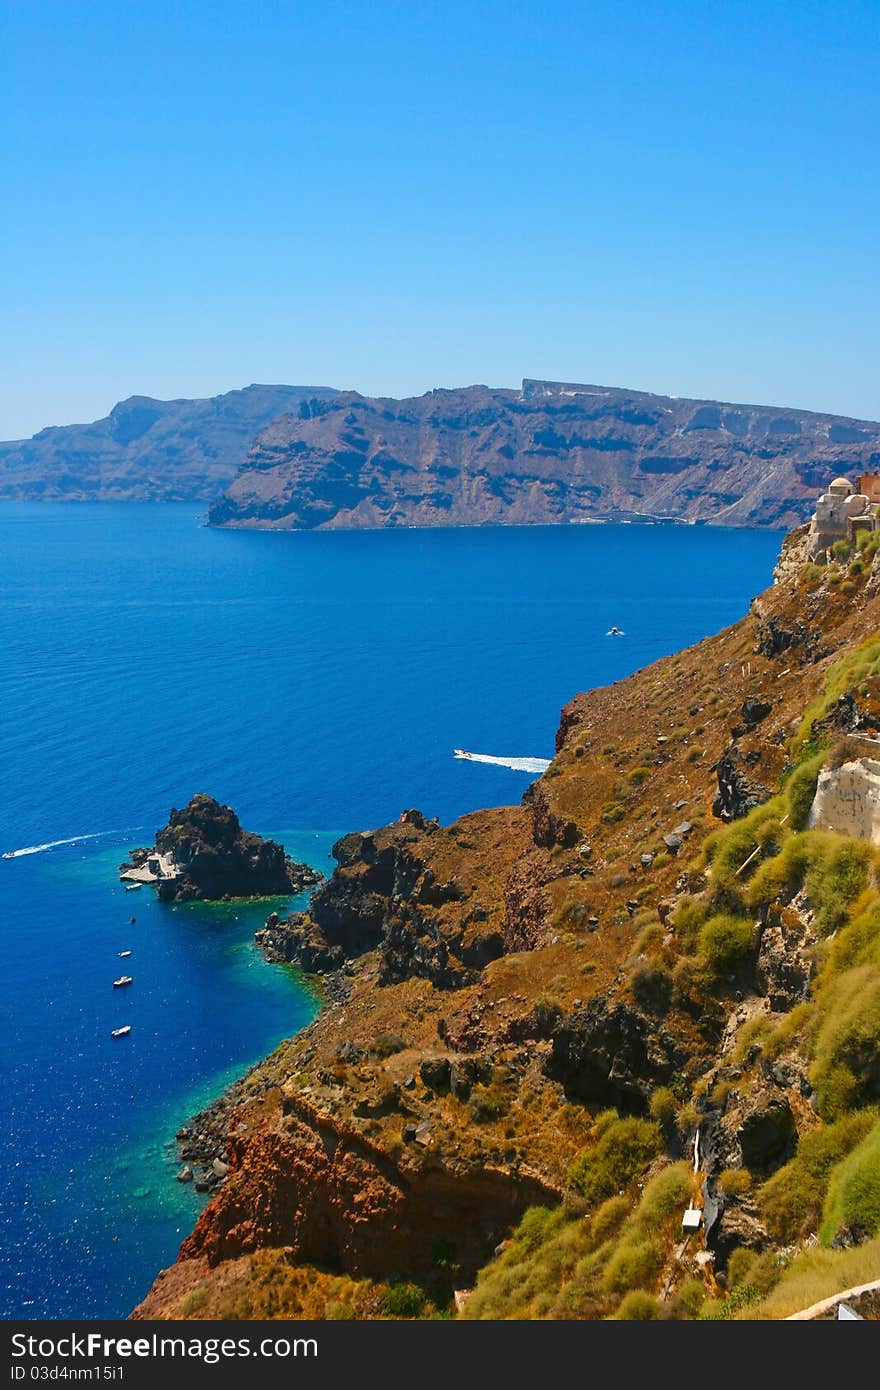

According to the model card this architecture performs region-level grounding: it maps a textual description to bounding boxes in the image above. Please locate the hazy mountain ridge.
[0,384,338,502]
[208,379,880,530]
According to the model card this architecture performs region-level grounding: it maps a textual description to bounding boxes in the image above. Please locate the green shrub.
[821,1120,880,1245]
[785,753,826,829]
[832,539,850,561]
[601,801,626,824]
[697,913,754,970]
[671,898,709,952]
[667,1277,706,1319]
[810,965,880,1118]
[805,837,874,935]
[470,1088,509,1123]
[530,996,563,1034]
[746,835,811,905]
[797,633,880,746]
[381,1283,426,1317]
[635,1162,691,1224]
[632,960,672,1015]
[702,797,786,886]
[615,1289,660,1319]
[759,1109,878,1242]
[601,1235,663,1294]
[649,1086,677,1129]
[748,831,873,936]
[512,1206,559,1255]
[590,1195,630,1244]
[719,1167,752,1198]
[628,766,652,786]
[568,1116,663,1204]
[726,1247,757,1290]
[827,895,880,974]
[701,1283,761,1319]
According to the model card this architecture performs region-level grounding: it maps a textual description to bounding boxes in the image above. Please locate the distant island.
[210,380,880,531]
[0,384,338,502]
[3,378,880,529]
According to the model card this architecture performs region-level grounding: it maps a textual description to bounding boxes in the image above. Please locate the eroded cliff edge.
[209,380,880,531]
[135,526,880,1320]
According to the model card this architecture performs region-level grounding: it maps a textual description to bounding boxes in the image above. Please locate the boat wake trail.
[2,827,144,860]
[454,751,551,773]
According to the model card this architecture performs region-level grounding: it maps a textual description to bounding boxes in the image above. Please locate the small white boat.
[110,1026,131,1038]
[454,749,475,760]
[112,975,133,988]
[606,626,625,636]
[118,950,131,958]
[124,883,142,892]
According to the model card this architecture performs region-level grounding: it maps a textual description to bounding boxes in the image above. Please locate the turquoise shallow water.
[0,503,783,1317]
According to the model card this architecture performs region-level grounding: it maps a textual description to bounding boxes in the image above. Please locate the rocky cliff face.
[208,380,880,531]
[0,384,337,501]
[135,538,880,1322]
[126,793,322,900]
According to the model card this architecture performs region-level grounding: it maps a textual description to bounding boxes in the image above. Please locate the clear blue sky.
[2,0,878,437]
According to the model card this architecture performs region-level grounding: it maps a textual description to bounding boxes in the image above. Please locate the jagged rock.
[713,1200,771,1266]
[419,1057,451,1093]
[755,913,815,1010]
[737,1097,796,1169]
[353,1087,400,1119]
[255,911,343,973]
[755,614,819,662]
[734,697,773,737]
[712,747,774,822]
[398,809,438,831]
[449,1056,493,1100]
[176,1166,193,1183]
[547,998,683,1110]
[135,794,322,901]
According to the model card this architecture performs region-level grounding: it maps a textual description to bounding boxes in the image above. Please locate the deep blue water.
[0,504,783,1319]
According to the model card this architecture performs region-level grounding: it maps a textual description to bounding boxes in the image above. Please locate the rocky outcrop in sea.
[120,793,322,901]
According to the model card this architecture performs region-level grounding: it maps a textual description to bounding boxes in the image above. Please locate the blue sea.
[0,504,782,1319]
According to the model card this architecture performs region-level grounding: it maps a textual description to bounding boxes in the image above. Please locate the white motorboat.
[112,975,133,988]
[110,1026,131,1038]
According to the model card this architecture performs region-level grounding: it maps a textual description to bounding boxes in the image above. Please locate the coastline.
[169,959,346,1192]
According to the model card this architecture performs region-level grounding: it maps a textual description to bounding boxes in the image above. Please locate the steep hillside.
[0,384,337,502]
[135,523,880,1321]
[208,379,880,530]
